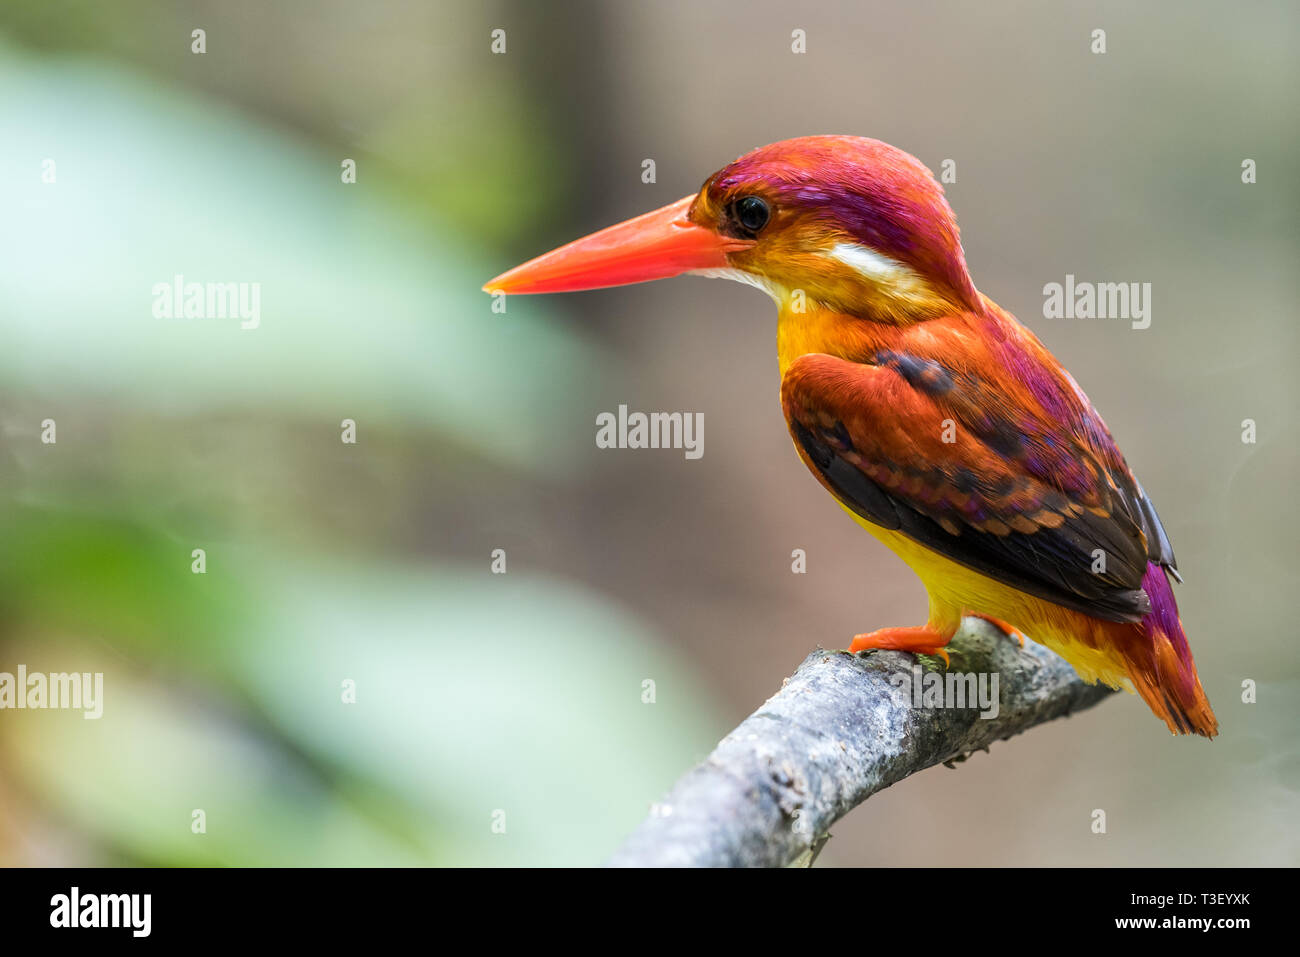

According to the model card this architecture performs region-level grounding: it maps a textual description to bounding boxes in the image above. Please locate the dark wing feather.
[782,352,1171,623]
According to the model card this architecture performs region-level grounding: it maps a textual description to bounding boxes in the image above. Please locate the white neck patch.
[688,267,786,304]
[690,243,931,312]
[825,242,916,283]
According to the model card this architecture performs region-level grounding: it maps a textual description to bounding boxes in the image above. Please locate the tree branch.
[607,618,1114,867]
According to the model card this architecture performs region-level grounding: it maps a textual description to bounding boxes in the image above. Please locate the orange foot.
[964,611,1026,648]
[849,625,952,665]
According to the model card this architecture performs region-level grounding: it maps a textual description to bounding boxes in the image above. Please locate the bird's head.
[484,135,980,323]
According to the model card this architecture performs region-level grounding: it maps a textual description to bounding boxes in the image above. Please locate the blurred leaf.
[233,560,725,865]
[0,44,607,476]
[1,646,426,866]
[0,508,725,864]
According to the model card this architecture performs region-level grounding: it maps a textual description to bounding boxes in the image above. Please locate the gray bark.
[607,618,1114,867]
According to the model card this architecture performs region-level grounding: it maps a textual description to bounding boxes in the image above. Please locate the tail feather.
[1124,564,1218,737]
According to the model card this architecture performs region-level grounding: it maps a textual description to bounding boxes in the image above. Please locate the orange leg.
[849,625,953,665]
[964,611,1025,648]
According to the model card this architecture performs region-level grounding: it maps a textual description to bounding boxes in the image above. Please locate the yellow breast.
[840,503,1133,691]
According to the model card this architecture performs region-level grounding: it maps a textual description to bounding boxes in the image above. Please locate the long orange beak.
[483,195,753,295]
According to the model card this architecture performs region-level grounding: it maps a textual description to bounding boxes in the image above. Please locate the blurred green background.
[0,0,1296,866]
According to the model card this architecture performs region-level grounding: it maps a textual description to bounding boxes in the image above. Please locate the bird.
[484,135,1217,737]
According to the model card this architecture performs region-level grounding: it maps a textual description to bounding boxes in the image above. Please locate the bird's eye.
[732,196,770,234]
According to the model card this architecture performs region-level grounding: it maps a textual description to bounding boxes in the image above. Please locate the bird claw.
[963,611,1025,648]
[849,626,951,665]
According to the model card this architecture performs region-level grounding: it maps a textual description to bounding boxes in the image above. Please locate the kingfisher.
[484,135,1217,737]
